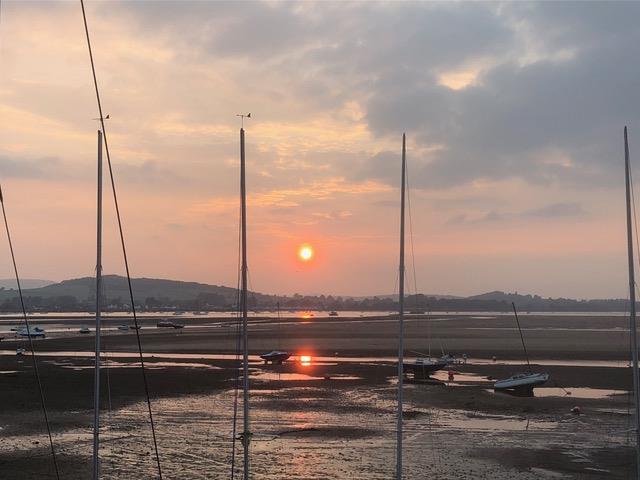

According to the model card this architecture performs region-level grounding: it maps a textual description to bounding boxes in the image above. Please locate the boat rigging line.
[0,185,61,480]
[231,188,243,480]
[623,125,640,479]
[79,1,163,478]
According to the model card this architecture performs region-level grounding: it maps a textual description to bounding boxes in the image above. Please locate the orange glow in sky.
[298,244,314,261]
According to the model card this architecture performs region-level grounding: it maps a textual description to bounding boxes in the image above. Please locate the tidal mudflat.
[0,313,635,478]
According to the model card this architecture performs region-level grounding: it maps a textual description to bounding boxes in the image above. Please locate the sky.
[0,1,639,299]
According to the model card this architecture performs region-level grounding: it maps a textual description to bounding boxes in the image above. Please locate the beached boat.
[493,303,549,395]
[494,372,549,392]
[259,350,291,365]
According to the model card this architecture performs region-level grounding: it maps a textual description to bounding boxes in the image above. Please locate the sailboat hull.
[494,372,549,393]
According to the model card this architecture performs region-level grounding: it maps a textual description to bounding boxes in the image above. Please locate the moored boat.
[493,303,549,396]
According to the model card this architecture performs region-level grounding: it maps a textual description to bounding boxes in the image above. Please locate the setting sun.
[298,244,314,261]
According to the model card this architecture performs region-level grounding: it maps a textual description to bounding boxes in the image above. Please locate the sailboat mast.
[396,133,406,480]
[240,126,250,479]
[624,126,640,479]
[511,303,531,373]
[92,129,103,480]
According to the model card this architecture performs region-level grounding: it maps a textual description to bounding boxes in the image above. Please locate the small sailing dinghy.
[494,303,549,395]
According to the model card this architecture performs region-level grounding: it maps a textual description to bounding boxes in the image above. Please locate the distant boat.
[79,327,90,334]
[328,311,338,317]
[18,327,45,338]
[260,350,291,365]
[157,320,182,328]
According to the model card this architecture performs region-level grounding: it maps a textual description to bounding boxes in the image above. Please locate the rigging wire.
[0,185,61,480]
[404,160,420,309]
[401,145,443,474]
[231,201,243,479]
[628,146,640,459]
[79,1,162,477]
[629,157,640,288]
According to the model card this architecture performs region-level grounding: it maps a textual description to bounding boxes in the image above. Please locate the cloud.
[447,202,586,225]
[0,154,70,180]
[523,202,585,219]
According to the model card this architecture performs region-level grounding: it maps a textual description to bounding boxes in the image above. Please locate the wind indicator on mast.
[236,113,251,129]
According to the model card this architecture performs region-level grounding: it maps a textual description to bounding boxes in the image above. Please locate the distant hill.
[0,276,631,312]
[467,291,542,302]
[10,275,240,302]
[0,278,54,289]
[347,293,462,300]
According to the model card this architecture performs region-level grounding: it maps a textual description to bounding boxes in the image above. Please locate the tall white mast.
[624,125,640,479]
[92,129,103,480]
[396,133,406,480]
[240,122,250,479]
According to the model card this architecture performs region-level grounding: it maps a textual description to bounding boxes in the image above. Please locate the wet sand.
[0,313,636,478]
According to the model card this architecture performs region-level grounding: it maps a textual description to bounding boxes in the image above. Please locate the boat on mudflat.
[403,354,454,378]
[494,372,549,394]
[260,350,291,365]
